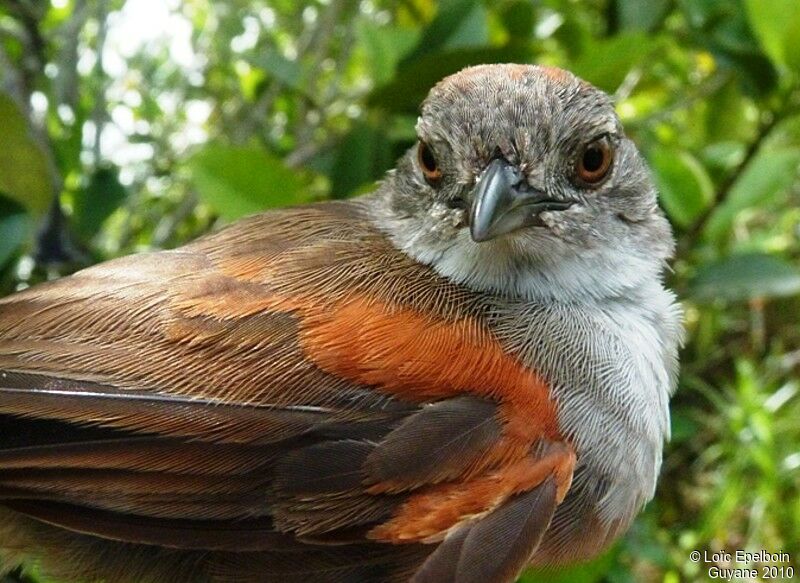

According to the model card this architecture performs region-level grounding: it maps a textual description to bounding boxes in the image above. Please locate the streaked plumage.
[0,65,681,583]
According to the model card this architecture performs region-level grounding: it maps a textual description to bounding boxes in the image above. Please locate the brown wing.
[0,200,575,583]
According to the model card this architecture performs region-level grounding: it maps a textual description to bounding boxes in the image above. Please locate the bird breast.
[490,284,682,562]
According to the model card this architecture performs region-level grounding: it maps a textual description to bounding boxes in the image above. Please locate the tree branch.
[678,108,789,256]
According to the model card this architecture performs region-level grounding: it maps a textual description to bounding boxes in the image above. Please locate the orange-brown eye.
[418,141,442,184]
[576,137,613,185]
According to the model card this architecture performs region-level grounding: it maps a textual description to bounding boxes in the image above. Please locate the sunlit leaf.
[571,33,659,92]
[356,22,420,86]
[690,253,800,300]
[704,148,800,242]
[701,141,745,174]
[187,144,308,220]
[649,147,714,228]
[744,0,800,73]
[0,94,53,213]
[704,80,755,143]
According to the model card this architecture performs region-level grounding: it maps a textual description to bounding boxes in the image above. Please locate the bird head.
[378,64,675,300]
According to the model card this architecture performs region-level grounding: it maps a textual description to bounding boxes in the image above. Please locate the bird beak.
[469,158,571,242]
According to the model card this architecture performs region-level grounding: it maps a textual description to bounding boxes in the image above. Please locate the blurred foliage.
[0,0,799,581]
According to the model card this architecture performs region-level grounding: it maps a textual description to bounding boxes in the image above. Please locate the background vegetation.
[1,0,798,581]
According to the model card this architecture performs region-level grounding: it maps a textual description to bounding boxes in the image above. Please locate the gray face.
[385,64,674,272]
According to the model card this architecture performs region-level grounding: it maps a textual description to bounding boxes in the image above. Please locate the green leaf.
[704,148,800,242]
[701,141,745,173]
[614,0,671,32]
[670,409,700,444]
[571,33,658,92]
[499,1,535,38]
[442,1,489,51]
[329,122,393,198]
[744,0,800,73]
[0,195,31,269]
[648,147,714,228]
[679,0,779,95]
[71,166,127,240]
[187,144,307,220]
[0,94,53,213]
[369,44,534,113]
[356,22,420,86]
[689,253,800,301]
[400,0,484,64]
[252,51,306,94]
[704,80,754,143]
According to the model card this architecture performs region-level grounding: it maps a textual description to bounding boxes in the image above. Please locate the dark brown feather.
[274,439,375,496]
[411,478,557,583]
[4,500,297,551]
[364,396,502,489]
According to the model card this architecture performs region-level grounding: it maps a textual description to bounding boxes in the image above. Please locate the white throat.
[386,221,665,304]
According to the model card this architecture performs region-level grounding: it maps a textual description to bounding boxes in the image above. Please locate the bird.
[0,64,682,583]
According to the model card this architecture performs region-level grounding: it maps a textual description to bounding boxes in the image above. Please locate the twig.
[90,0,109,164]
[291,0,350,151]
[628,71,731,130]
[678,109,785,255]
[54,0,90,123]
[284,133,340,168]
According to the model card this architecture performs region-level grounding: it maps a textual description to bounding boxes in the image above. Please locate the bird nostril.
[510,176,529,193]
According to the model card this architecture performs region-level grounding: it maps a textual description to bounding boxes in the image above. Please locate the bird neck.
[366,189,667,304]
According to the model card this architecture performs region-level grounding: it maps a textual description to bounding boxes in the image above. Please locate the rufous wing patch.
[286,294,575,545]
[297,295,560,439]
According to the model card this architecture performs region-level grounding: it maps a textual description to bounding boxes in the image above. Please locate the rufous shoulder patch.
[297,294,560,441]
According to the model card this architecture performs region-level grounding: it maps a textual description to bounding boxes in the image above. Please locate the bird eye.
[417,141,442,184]
[576,136,613,185]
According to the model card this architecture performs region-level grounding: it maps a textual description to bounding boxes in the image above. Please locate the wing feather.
[0,201,574,583]
[411,478,558,583]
